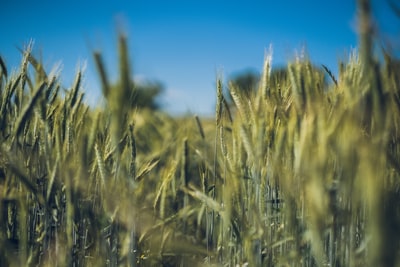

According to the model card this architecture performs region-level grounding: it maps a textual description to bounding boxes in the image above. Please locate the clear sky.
[1,0,399,116]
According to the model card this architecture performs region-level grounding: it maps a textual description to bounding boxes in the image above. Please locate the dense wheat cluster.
[1,1,400,266]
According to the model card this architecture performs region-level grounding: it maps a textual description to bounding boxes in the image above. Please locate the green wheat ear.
[322,64,338,87]
[93,52,110,98]
[0,55,8,79]
[194,115,205,140]
[13,81,47,140]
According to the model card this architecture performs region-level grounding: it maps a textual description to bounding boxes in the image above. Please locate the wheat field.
[1,0,400,266]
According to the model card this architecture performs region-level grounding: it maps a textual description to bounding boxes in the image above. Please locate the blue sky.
[1,0,399,115]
